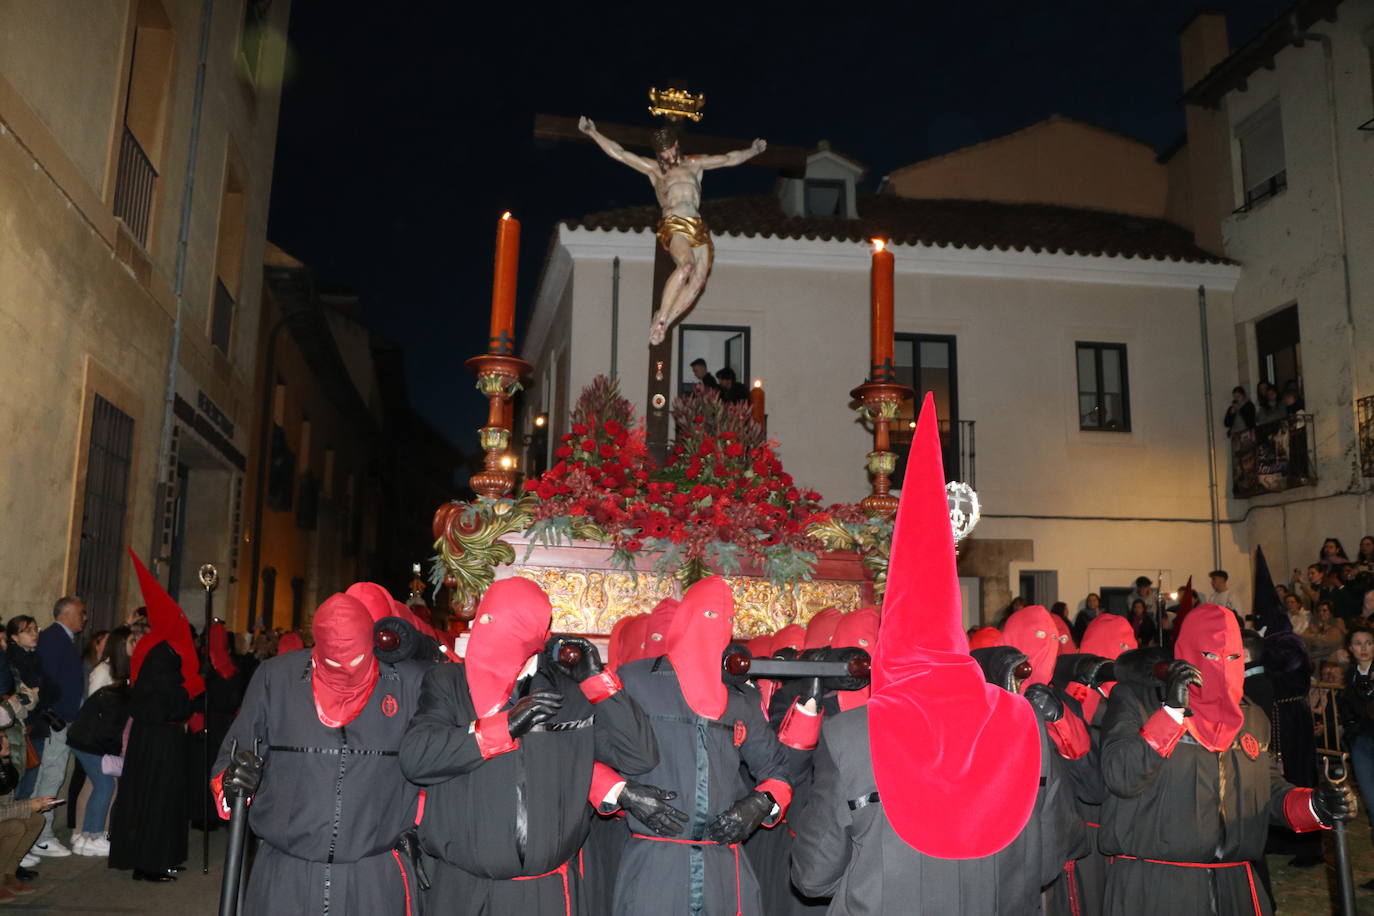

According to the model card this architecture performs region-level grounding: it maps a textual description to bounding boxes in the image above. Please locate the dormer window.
[804,179,846,217]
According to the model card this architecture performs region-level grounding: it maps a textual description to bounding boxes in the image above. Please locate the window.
[1236,101,1287,209]
[1255,304,1302,393]
[210,156,247,357]
[239,0,273,84]
[803,179,845,217]
[677,325,749,396]
[891,334,962,484]
[1076,342,1131,431]
[75,396,136,630]
[113,0,174,248]
[1018,570,1059,607]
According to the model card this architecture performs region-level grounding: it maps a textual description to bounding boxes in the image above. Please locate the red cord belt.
[630,833,744,916]
[508,849,584,916]
[1110,855,1262,916]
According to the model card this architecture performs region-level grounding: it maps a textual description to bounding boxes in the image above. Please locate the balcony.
[1230,413,1315,498]
[113,126,158,248]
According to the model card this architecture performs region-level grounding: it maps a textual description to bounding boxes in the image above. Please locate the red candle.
[749,380,765,428]
[870,239,894,380]
[490,212,520,355]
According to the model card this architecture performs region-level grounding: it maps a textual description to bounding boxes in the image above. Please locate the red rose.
[724,442,744,458]
[581,438,597,452]
[713,463,727,476]
[572,423,589,435]
[537,481,557,500]
[599,443,617,459]
[620,486,635,497]
[686,461,702,480]
[604,420,623,436]
[625,538,644,553]
[555,445,573,459]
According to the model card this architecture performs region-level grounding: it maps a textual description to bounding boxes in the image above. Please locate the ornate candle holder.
[850,379,913,517]
[465,353,532,499]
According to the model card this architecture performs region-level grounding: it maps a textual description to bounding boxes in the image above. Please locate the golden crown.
[648,86,705,122]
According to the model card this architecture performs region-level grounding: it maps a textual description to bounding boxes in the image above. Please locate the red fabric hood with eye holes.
[1051,614,1076,654]
[804,607,843,650]
[869,393,1041,859]
[831,607,879,711]
[643,597,680,657]
[1081,614,1137,661]
[609,614,648,671]
[772,624,806,654]
[310,594,380,728]
[465,578,553,719]
[1174,603,1245,752]
[1002,606,1059,690]
[664,577,735,720]
[276,632,305,656]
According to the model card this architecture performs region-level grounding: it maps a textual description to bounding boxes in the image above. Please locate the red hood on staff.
[1174,603,1245,752]
[664,577,735,720]
[464,579,553,718]
[869,393,1041,859]
[128,549,205,699]
[311,594,379,728]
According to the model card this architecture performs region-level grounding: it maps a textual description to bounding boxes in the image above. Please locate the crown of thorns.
[652,127,680,153]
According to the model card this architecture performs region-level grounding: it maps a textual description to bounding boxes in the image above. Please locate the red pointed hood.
[772,624,806,653]
[1174,603,1245,752]
[345,582,395,624]
[208,621,237,680]
[803,607,843,650]
[968,626,1003,649]
[664,576,735,720]
[1081,614,1136,661]
[609,614,648,670]
[310,594,380,727]
[869,393,1040,859]
[465,578,553,718]
[276,632,305,656]
[1003,606,1059,689]
[643,597,679,657]
[127,550,205,699]
[832,607,879,711]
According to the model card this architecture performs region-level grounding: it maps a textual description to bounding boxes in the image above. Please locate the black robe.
[789,706,1067,915]
[1046,656,1112,916]
[109,641,194,872]
[1098,675,1305,916]
[399,659,658,915]
[213,649,430,916]
[611,657,808,916]
[189,656,245,830]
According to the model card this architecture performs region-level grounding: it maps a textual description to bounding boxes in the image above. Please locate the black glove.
[821,647,871,692]
[1162,660,1202,712]
[721,643,752,689]
[1024,684,1064,723]
[772,647,799,662]
[545,636,603,682]
[1312,782,1357,827]
[619,781,689,837]
[222,749,263,799]
[506,690,563,739]
[1070,654,1111,688]
[704,790,775,845]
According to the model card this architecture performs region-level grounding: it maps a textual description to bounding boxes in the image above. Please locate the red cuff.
[778,703,822,750]
[1046,710,1091,760]
[475,710,519,759]
[758,680,778,719]
[757,778,793,827]
[589,761,624,813]
[1284,788,1325,833]
[211,771,231,820]
[579,670,623,705]
[1064,682,1090,705]
[1139,708,1186,757]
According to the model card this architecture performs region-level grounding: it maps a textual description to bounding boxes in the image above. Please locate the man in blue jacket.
[30,597,87,857]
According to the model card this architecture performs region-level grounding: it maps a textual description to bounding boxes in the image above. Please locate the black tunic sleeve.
[788,727,850,898]
[1100,683,1172,799]
[213,655,275,775]
[398,663,489,785]
[588,685,658,776]
[735,689,795,790]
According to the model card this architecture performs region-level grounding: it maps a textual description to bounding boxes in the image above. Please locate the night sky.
[266,0,1287,450]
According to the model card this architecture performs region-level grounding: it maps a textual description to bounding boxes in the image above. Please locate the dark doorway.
[1255,304,1301,392]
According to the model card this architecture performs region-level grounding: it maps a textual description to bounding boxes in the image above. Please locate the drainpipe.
[1291,16,1360,487]
[150,0,214,569]
[1198,285,1222,569]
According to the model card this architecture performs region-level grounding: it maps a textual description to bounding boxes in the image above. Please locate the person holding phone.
[0,732,58,901]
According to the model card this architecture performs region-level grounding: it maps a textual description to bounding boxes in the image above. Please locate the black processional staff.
[1324,756,1358,916]
[218,737,262,916]
[198,563,219,876]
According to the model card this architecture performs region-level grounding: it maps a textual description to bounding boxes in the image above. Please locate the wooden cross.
[533,107,810,463]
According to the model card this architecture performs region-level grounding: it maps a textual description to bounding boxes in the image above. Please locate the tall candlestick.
[490,212,520,355]
[870,239,894,381]
[749,379,766,428]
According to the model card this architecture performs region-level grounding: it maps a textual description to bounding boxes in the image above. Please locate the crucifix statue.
[578,116,766,345]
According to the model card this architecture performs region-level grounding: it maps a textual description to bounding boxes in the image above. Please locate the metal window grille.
[212,278,236,356]
[75,396,136,631]
[113,126,158,248]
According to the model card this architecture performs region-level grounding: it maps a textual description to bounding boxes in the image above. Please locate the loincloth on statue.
[656,214,714,258]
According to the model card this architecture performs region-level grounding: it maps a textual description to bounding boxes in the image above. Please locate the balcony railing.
[113,126,157,248]
[1230,412,1315,498]
[211,278,235,356]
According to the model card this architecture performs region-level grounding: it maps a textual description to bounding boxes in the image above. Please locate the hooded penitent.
[803,607,843,651]
[1075,613,1137,720]
[464,578,553,719]
[968,626,1003,650]
[1002,605,1059,689]
[745,633,775,660]
[207,621,238,680]
[663,576,735,720]
[831,607,879,711]
[310,594,380,728]
[772,624,806,654]
[128,549,205,699]
[869,393,1041,859]
[1050,613,1076,654]
[642,597,680,657]
[609,614,648,671]
[276,632,305,656]
[1173,603,1245,752]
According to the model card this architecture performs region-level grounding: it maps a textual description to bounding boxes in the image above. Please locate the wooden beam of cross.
[533,106,807,463]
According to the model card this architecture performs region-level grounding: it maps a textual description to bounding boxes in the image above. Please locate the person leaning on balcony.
[1223,386,1256,433]
[1255,381,1286,426]
[1282,381,1305,415]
